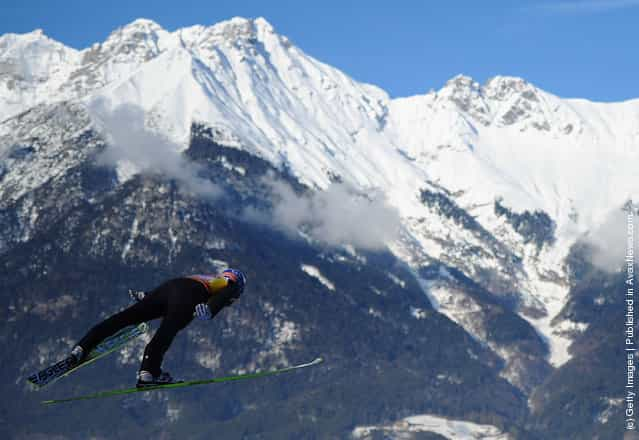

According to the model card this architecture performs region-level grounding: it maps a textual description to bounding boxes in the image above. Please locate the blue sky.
[1,0,637,101]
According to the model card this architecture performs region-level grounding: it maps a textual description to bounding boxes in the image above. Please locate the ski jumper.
[76,275,239,376]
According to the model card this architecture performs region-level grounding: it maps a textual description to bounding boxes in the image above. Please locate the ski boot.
[136,370,183,388]
[68,345,86,366]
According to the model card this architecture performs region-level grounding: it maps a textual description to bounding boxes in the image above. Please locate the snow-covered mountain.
[1,17,637,439]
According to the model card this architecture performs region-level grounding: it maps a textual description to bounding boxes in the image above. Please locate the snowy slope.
[387,75,639,244]
[0,30,80,120]
[353,413,511,439]
[93,17,419,197]
[1,16,638,374]
[386,76,639,366]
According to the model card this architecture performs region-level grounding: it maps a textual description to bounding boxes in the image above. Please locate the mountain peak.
[484,75,539,101]
[90,18,171,66]
[119,18,165,33]
[176,16,282,57]
[253,16,276,32]
[439,75,483,100]
[437,74,489,122]
[0,28,54,49]
[431,74,563,129]
[18,28,46,40]
[206,16,269,42]
[103,18,168,49]
[0,27,78,85]
[444,74,478,89]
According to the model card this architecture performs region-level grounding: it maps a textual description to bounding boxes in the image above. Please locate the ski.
[42,357,323,405]
[28,322,150,389]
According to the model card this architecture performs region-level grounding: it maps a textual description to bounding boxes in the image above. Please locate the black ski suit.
[76,276,239,376]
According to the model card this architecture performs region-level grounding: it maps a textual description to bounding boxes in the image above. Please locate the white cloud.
[88,99,220,199]
[586,203,638,272]
[244,173,401,251]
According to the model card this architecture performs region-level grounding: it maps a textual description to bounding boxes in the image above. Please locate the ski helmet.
[222,268,246,295]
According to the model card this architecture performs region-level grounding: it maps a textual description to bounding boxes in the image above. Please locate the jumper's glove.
[195,303,213,320]
[129,289,146,302]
